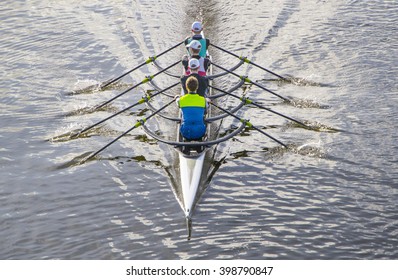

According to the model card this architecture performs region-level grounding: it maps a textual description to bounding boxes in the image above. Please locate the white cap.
[189,58,200,69]
[192,21,203,32]
[186,40,202,50]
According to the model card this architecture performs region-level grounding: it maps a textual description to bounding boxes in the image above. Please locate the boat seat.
[180,134,206,154]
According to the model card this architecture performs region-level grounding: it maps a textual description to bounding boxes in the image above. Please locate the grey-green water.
[1,0,397,259]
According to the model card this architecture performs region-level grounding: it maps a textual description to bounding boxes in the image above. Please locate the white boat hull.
[177,32,212,232]
[179,152,205,218]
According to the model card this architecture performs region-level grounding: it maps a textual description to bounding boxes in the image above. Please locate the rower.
[182,40,211,77]
[184,21,210,58]
[181,58,209,97]
[176,76,209,141]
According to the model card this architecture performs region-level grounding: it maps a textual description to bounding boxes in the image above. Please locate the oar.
[210,43,288,81]
[70,82,180,139]
[99,40,184,90]
[211,62,291,103]
[209,102,287,148]
[81,98,176,164]
[93,60,181,111]
[209,85,310,129]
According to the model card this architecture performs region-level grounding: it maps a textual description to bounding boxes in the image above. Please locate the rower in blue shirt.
[176,76,209,140]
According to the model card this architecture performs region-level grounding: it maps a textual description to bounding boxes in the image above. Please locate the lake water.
[1,0,397,259]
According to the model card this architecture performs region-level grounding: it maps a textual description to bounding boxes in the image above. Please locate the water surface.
[0,0,397,259]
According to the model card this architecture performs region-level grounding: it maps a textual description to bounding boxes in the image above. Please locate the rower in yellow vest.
[176,76,209,140]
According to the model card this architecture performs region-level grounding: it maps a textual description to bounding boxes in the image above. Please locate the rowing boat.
[61,34,316,239]
[143,36,257,238]
[147,34,215,237]
[144,56,253,238]
[177,50,212,238]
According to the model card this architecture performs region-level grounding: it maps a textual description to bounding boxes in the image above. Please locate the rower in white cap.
[182,40,211,77]
[184,21,210,58]
[181,58,209,97]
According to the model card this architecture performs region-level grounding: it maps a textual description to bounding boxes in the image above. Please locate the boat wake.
[290,141,329,159]
[228,142,328,161]
[288,98,331,109]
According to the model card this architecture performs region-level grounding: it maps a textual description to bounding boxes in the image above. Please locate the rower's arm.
[175,95,181,107]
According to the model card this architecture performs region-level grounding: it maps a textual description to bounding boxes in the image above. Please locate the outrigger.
[56,33,318,239]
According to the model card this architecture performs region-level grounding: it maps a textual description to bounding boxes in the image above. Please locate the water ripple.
[1,0,397,260]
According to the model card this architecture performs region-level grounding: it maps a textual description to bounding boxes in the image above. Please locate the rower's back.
[184,21,210,58]
[178,76,207,141]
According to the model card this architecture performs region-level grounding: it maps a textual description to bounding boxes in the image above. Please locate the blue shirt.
[178,93,207,140]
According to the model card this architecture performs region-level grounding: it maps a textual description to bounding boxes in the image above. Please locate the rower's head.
[191,21,203,34]
[186,40,201,55]
[188,58,200,73]
[186,76,199,93]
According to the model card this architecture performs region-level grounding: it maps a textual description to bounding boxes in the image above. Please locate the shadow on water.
[53,151,165,171]
[48,126,119,143]
[63,104,123,117]
[52,151,97,170]
[65,80,134,96]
